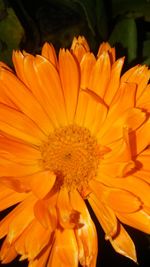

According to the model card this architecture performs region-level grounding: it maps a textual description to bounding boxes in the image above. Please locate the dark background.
[0,0,150,266]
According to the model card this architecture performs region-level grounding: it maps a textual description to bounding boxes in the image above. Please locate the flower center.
[41,125,100,191]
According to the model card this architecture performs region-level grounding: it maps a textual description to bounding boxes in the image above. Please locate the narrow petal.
[88,52,111,98]
[22,55,60,128]
[27,243,52,267]
[136,84,150,111]
[6,195,36,243]
[14,223,33,258]
[121,65,150,100]
[34,199,57,229]
[100,82,137,138]
[0,135,41,162]
[131,119,150,156]
[0,103,45,145]
[88,193,118,239]
[41,42,58,68]
[48,229,78,267]
[97,42,116,64]
[12,50,29,84]
[104,58,124,105]
[33,55,67,126]
[0,238,17,264]
[57,187,81,229]
[0,194,36,239]
[0,158,41,177]
[81,89,108,134]
[0,184,29,211]
[70,190,98,267]
[0,83,18,108]
[71,36,90,62]
[80,52,96,89]
[25,219,52,260]
[0,69,53,134]
[110,224,137,262]
[74,53,96,126]
[59,49,80,123]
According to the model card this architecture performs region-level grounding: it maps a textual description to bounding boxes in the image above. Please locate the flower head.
[0,36,150,266]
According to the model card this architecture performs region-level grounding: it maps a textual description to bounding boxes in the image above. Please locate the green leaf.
[109,18,137,63]
[0,6,24,66]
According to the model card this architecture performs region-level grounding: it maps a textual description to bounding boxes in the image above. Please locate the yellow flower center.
[41,125,100,191]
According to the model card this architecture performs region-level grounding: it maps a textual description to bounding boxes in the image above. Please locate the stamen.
[40,125,102,191]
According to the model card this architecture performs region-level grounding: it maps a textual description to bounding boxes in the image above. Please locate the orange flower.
[0,36,150,267]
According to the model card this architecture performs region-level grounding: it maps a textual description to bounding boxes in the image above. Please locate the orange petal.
[75,217,98,267]
[28,171,56,199]
[0,194,36,239]
[0,183,29,210]
[103,136,132,163]
[0,135,41,163]
[104,57,124,104]
[33,55,67,126]
[116,209,150,234]
[131,119,150,156]
[97,42,116,64]
[96,174,150,207]
[88,193,118,239]
[48,229,78,267]
[59,49,80,123]
[0,158,41,177]
[27,242,52,267]
[0,61,12,71]
[41,42,58,68]
[104,189,142,213]
[134,169,150,184]
[0,82,18,108]
[34,199,57,229]
[70,190,98,267]
[98,160,135,178]
[7,195,36,243]
[24,219,52,260]
[0,69,53,134]
[136,84,150,111]
[74,53,96,126]
[136,148,150,171]
[100,82,137,137]
[81,89,108,134]
[14,222,33,258]
[21,55,58,128]
[121,65,150,100]
[110,224,137,262]
[89,179,142,213]
[80,52,96,89]
[0,238,17,264]
[97,108,146,145]
[71,36,90,62]
[57,187,81,229]
[12,50,29,84]
[88,52,111,98]
[0,103,45,145]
